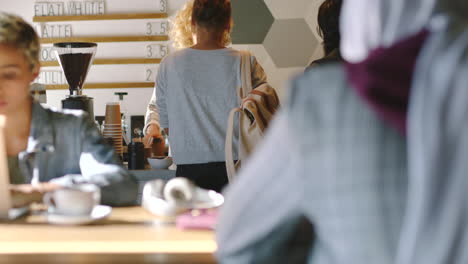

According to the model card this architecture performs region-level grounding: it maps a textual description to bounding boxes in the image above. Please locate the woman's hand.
[143,124,162,148]
[145,124,162,138]
[10,183,62,208]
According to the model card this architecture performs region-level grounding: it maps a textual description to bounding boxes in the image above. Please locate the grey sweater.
[145,48,267,165]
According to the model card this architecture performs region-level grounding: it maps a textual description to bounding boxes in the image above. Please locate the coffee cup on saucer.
[43,184,100,216]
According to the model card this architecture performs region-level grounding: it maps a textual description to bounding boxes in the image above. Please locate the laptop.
[0,116,29,220]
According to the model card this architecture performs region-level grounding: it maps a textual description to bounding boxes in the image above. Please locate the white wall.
[2,0,318,117]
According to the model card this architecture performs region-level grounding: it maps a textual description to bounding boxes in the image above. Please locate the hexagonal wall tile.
[263,19,319,68]
[231,44,270,67]
[231,0,274,44]
[264,0,310,19]
[304,0,325,41]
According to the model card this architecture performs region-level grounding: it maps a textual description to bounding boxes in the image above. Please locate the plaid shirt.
[217,64,407,264]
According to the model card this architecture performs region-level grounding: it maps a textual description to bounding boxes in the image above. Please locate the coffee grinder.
[54,42,97,119]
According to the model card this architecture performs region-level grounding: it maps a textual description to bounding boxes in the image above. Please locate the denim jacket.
[18,102,138,206]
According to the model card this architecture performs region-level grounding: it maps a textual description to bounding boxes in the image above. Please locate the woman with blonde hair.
[170,0,194,50]
[144,0,267,192]
[168,0,232,50]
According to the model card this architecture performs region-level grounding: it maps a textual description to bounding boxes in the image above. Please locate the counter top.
[0,207,217,263]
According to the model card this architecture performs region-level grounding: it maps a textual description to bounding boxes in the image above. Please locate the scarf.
[345,29,429,135]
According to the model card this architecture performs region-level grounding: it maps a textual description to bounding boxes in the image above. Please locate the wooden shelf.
[45,82,155,90]
[40,35,168,44]
[33,13,168,22]
[41,58,161,67]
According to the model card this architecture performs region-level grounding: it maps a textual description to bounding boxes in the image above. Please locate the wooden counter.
[0,207,217,263]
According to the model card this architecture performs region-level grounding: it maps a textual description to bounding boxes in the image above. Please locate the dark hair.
[192,0,232,32]
[317,0,342,55]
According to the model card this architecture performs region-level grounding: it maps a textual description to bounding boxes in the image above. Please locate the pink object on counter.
[176,209,219,230]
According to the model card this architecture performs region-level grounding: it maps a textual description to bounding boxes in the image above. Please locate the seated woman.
[0,13,138,207]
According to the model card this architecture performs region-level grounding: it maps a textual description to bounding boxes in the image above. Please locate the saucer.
[46,205,112,225]
[184,189,224,209]
[142,181,224,217]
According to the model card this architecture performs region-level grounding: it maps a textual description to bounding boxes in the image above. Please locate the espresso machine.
[54,42,97,119]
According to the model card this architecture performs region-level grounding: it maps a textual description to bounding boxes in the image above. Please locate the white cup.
[163,177,196,206]
[44,184,100,216]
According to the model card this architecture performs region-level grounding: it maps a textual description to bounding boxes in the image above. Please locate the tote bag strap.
[225,107,242,182]
[239,50,253,99]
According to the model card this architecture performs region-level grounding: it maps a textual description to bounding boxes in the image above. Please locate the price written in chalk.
[145,44,169,59]
[156,0,167,12]
[146,21,169,36]
[145,67,158,82]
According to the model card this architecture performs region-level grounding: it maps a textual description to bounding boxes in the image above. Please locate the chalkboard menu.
[33,0,170,90]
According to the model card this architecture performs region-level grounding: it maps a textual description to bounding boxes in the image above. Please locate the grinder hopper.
[53,42,97,96]
[54,42,97,119]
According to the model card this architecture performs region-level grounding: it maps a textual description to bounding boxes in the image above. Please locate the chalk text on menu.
[35,1,105,38]
[35,70,67,85]
[34,1,106,16]
[35,0,169,84]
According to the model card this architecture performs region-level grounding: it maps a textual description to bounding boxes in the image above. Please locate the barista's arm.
[144,91,161,137]
[145,58,169,138]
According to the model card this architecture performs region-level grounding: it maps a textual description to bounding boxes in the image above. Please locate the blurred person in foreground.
[215,0,465,262]
[395,1,468,263]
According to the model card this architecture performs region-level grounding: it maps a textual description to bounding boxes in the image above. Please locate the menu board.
[34,1,114,16]
[34,0,170,86]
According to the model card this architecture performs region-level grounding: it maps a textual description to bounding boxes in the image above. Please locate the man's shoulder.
[287,63,347,109]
